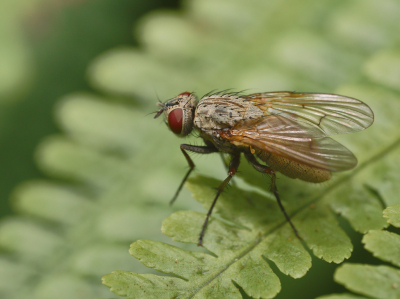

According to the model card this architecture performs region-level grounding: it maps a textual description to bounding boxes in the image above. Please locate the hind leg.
[244,152,300,238]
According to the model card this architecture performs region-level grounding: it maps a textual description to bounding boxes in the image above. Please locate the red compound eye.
[179,92,191,97]
[168,108,183,134]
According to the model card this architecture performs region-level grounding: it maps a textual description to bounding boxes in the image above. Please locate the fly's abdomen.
[256,150,331,183]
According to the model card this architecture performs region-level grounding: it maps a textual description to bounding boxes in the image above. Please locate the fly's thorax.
[156,92,197,137]
[194,94,264,131]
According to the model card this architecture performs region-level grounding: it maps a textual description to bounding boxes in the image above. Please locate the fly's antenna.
[146,111,159,117]
[154,102,166,119]
[151,87,166,119]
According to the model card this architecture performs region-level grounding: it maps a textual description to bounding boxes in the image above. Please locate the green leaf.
[105,237,282,299]
[334,264,400,299]
[383,204,400,227]
[363,230,400,267]
[317,294,368,299]
[328,205,400,298]
[103,170,357,298]
[103,271,189,299]
[182,176,350,266]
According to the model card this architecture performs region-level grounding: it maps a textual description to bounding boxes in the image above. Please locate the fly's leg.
[220,153,236,186]
[220,153,229,172]
[170,144,219,205]
[198,153,240,246]
[244,152,300,239]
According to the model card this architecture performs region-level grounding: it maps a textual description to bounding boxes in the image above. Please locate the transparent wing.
[222,115,357,171]
[241,92,374,136]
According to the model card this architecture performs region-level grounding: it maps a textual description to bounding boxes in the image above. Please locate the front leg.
[170,144,219,205]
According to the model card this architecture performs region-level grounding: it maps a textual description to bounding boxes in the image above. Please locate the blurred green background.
[0,0,179,217]
[0,0,399,298]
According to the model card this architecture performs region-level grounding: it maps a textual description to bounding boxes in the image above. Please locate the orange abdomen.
[256,150,331,183]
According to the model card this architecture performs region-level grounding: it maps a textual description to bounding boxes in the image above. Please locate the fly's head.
[154,92,197,137]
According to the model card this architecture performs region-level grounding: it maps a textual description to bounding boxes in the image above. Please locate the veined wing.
[241,92,374,136]
[221,115,357,171]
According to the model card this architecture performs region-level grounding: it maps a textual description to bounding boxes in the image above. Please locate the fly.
[154,91,374,246]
